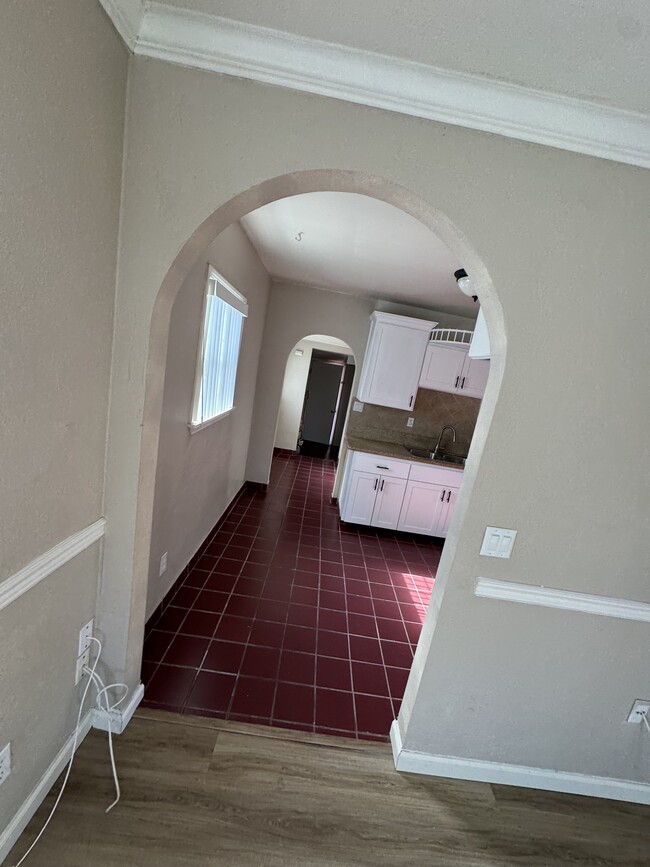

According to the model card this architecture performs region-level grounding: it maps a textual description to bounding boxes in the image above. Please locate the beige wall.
[147,223,270,618]
[274,336,354,452]
[101,57,650,789]
[0,0,127,837]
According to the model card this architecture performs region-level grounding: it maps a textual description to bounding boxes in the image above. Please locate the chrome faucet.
[433,425,456,457]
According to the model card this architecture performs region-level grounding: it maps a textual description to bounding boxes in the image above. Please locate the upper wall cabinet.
[419,334,490,399]
[357,312,436,410]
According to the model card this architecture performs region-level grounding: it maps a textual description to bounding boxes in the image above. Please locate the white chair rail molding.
[0,519,106,613]
[474,577,650,623]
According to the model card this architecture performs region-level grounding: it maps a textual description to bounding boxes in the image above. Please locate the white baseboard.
[0,712,94,864]
[1,685,144,864]
[390,721,650,806]
[92,683,144,734]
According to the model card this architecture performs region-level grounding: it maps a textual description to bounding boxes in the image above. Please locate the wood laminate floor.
[10,708,650,866]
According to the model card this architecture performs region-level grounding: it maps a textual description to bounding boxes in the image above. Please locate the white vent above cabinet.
[429,328,473,345]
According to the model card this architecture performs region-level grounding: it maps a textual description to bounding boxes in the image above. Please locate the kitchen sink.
[407,447,466,466]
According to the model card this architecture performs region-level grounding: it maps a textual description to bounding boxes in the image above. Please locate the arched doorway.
[133,170,505,737]
[275,335,356,460]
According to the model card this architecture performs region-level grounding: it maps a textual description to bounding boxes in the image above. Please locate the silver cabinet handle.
[440,489,446,502]
[446,490,451,503]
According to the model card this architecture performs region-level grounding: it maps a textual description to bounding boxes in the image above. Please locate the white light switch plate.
[480,527,517,558]
[159,551,168,576]
[627,699,650,723]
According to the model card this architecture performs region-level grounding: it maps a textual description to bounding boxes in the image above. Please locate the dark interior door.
[301,359,343,444]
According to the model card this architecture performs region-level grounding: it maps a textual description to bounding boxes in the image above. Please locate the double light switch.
[480,526,517,558]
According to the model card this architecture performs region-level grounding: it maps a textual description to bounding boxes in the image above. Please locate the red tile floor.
[141,452,441,741]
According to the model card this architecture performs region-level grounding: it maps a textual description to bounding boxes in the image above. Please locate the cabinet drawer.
[349,450,411,479]
[408,461,463,487]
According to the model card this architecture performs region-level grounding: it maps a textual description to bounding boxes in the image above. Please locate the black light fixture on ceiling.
[454,268,478,302]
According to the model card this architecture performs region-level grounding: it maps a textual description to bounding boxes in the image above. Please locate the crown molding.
[98,0,145,51]
[475,577,650,623]
[103,1,650,169]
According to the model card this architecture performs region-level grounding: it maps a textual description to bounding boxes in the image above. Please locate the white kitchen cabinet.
[339,450,463,538]
[419,343,466,394]
[419,341,489,399]
[371,476,408,530]
[339,468,406,530]
[340,470,380,525]
[339,450,410,531]
[397,479,447,535]
[397,478,460,538]
[435,486,459,537]
[461,354,490,398]
[357,312,436,410]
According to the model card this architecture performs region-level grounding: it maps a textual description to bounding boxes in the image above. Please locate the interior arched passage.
[274,335,356,458]
[133,169,505,716]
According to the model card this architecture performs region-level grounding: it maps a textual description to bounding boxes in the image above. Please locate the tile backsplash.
[347,389,481,454]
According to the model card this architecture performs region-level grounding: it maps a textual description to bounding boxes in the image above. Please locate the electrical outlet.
[75,648,91,685]
[406,417,414,427]
[78,619,94,657]
[0,743,11,786]
[627,699,650,723]
[352,401,364,412]
[159,552,168,576]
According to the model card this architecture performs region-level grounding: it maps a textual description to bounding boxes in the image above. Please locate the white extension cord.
[12,637,128,866]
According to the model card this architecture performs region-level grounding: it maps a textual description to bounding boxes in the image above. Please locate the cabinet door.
[436,487,459,538]
[397,480,447,535]
[358,321,429,410]
[339,470,378,525]
[459,356,490,398]
[371,476,408,530]
[419,343,466,394]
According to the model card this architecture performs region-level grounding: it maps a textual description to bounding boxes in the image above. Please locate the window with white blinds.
[191,268,248,427]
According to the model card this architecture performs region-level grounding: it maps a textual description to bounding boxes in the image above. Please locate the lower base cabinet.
[341,470,407,529]
[397,480,458,537]
[339,449,462,538]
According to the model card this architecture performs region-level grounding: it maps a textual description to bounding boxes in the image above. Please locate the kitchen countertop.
[345,435,465,471]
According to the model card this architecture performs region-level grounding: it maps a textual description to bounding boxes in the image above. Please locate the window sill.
[188,408,234,434]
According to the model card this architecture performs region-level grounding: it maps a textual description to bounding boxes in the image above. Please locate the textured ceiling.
[240,193,476,318]
[163,0,650,113]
